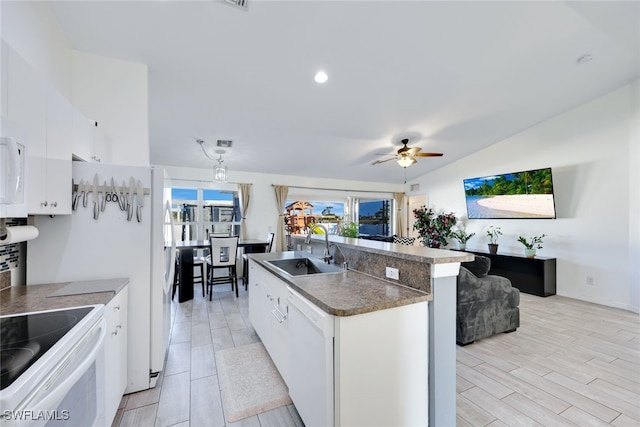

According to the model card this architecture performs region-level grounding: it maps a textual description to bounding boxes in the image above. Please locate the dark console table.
[460,250,556,297]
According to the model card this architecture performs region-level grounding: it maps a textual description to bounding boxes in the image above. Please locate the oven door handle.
[17,319,107,413]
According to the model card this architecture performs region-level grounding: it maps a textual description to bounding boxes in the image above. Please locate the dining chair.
[205,236,239,299]
[202,231,230,286]
[241,232,275,288]
[171,252,180,301]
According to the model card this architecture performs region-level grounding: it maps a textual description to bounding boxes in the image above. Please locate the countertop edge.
[0,278,130,316]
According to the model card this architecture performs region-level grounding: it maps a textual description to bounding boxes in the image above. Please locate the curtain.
[238,183,251,239]
[273,185,289,252]
[394,192,405,237]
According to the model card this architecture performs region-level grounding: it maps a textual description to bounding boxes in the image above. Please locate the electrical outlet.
[586,276,595,286]
[386,267,399,280]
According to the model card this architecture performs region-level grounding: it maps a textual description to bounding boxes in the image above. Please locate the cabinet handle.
[41,201,48,207]
[51,201,57,207]
[114,305,120,311]
[271,307,287,323]
[112,324,122,335]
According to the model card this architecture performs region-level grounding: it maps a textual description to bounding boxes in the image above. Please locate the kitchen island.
[251,234,473,427]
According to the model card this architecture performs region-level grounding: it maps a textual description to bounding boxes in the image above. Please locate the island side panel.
[429,274,457,427]
[334,301,429,427]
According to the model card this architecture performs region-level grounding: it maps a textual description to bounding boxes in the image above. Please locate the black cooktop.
[0,306,94,390]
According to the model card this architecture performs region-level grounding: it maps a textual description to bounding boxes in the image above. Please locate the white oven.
[0,305,106,427]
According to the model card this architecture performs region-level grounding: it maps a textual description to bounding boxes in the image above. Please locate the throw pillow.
[462,255,491,277]
[393,236,416,246]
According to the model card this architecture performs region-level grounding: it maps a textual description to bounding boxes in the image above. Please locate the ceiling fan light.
[397,156,415,168]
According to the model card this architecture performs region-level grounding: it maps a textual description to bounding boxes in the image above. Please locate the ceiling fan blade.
[371,157,398,165]
[414,152,443,157]
[406,147,422,156]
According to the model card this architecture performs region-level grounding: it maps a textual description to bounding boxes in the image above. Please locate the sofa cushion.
[462,255,491,278]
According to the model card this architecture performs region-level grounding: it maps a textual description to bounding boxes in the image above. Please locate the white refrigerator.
[26,161,174,393]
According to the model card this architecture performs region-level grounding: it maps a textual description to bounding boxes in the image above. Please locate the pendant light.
[213,153,227,183]
[197,139,229,183]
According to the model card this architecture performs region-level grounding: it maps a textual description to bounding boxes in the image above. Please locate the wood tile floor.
[112,285,639,427]
[456,293,640,426]
[111,284,304,427]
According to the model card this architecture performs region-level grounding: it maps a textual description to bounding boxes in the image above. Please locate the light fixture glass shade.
[397,156,416,168]
[214,163,227,182]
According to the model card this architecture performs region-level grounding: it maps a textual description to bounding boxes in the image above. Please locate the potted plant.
[412,206,457,248]
[341,221,359,238]
[517,234,546,258]
[450,227,475,250]
[486,226,502,254]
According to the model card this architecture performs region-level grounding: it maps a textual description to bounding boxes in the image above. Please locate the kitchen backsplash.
[0,218,26,275]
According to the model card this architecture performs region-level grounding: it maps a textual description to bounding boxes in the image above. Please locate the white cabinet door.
[104,286,129,425]
[247,261,289,382]
[7,46,71,214]
[71,106,109,163]
[269,277,289,383]
[248,261,271,343]
[1,41,8,119]
[7,47,46,158]
[39,87,72,214]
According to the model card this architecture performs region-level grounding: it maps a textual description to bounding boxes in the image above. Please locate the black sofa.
[456,256,520,345]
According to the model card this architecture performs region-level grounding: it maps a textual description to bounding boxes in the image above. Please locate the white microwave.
[0,133,27,218]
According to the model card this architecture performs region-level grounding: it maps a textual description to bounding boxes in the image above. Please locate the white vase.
[525,248,536,258]
[458,242,466,250]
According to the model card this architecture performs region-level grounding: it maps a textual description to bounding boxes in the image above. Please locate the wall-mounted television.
[463,167,556,219]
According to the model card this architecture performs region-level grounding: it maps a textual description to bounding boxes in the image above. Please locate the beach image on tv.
[463,168,556,219]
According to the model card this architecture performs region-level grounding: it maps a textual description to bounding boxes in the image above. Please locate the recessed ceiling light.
[314,71,328,84]
[577,53,593,64]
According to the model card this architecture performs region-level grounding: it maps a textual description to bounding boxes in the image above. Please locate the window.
[284,200,346,235]
[357,198,393,237]
[171,187,241,241]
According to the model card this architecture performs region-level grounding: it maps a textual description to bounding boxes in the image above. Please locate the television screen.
[463,167,556,219]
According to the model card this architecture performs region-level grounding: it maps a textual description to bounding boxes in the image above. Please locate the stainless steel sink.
[265,257,343,276]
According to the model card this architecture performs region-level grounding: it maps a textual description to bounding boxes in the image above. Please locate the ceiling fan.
[371,138,443,168]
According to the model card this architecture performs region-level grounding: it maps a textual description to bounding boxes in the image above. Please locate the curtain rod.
[171,178,245,185]
[271,184,396,194]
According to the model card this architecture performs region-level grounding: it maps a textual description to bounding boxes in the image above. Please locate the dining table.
[173,239,270,302]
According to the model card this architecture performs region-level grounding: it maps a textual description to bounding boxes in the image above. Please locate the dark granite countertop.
[291,234,475,264]
[0,278,129,316]
[250,251,431,316]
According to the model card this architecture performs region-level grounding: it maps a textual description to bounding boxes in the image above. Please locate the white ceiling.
[50,1,639,183]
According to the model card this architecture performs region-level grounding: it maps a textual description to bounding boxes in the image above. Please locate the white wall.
[159,166,404,241]
[409,81,639,312]
[0,1,71,98]
[629,79,640,312]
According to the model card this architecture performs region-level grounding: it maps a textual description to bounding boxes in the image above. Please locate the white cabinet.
[1,41,8,119]
[71,107,94,162]
[5,45,71,215]
[104,286,128,425]
[333,302,429,427]
[72,108,108,163]
[247,261,289,382]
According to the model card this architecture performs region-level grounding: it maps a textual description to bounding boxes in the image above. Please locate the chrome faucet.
[305,224,333,264]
